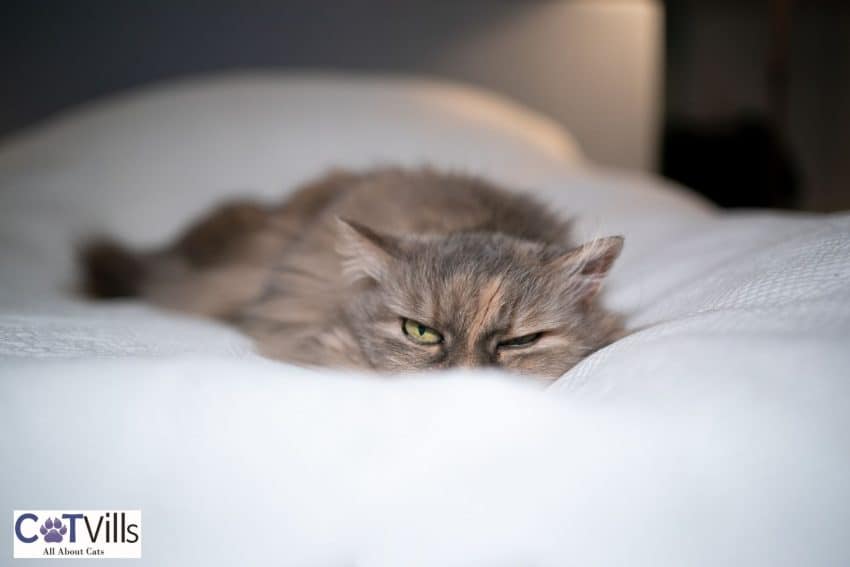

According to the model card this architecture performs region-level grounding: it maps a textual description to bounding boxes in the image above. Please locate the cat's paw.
[40,517,67,543]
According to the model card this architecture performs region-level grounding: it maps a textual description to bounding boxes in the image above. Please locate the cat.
[81,167,624,378]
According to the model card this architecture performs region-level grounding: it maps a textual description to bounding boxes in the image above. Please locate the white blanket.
[1,73,849,566]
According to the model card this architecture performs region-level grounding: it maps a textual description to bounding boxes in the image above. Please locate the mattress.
[1,73,848,566]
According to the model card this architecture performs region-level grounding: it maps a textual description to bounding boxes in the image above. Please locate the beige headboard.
[425,0,663,172]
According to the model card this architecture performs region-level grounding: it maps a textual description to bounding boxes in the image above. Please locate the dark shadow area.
[662,114,800,209]
[663,0,850,211]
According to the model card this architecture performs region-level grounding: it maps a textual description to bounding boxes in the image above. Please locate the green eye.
[497,333,542,349]
[402,318,443,345]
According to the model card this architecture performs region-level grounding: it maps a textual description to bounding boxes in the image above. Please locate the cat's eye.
[402,318,443,345]
[497,333,542,349]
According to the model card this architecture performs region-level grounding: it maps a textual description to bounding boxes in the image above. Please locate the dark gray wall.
[0,1,521,136]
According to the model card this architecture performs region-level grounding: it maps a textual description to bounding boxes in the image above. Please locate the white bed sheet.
[1,73,849,566]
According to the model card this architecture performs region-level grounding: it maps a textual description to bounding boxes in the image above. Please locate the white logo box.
[12,510,141,559]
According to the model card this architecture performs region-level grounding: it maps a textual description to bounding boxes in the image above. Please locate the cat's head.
[336,219,624,379]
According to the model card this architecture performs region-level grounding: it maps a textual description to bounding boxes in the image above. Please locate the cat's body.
[82,167,624,378]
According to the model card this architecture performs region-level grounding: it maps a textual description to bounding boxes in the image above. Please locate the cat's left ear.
[335,218,402,282]
[547,236,624,302]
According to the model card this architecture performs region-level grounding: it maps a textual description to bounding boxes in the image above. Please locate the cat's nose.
[445,351,496,369]
[445,351,475,369]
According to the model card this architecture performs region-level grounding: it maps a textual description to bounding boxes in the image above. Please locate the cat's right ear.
[546,236,624,303]
[335,218,401,282]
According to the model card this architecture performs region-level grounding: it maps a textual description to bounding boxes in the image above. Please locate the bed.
[1,72,849,566]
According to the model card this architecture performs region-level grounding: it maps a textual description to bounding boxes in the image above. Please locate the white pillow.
[0,71,583,246]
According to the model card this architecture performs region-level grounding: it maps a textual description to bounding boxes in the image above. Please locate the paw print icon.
[40,518,67,543]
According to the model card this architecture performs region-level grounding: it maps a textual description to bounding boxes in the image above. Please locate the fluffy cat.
[81,167,624,378]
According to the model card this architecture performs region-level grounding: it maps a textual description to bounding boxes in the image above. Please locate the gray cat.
[81,167,624,378]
